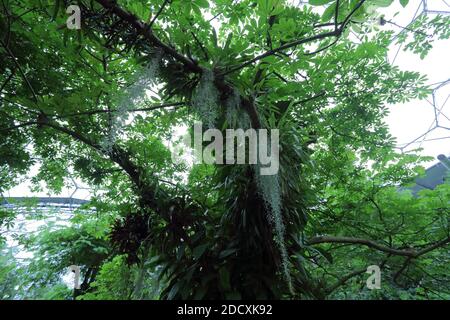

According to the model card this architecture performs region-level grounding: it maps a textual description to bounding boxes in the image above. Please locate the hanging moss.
[225,88,251,129]
[225,88,240,126]
[223,85,291,291]
[254,163,293,294]
[192,70,220,129]
[101,52,162,153]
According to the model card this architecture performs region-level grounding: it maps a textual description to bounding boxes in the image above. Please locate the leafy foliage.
[0,0,449,300]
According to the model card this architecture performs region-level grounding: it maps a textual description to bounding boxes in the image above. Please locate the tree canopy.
[0,0,449,300]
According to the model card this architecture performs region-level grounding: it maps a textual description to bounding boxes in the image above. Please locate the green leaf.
[168,282,180,300]
[399,0,409,7]
[218,248,236,259]
[219,267,231,291]
[309,0,334,5]
[225,291,242,299]
[51,0,61,21]
[192,244,209,260]
[195,0,210,8]
[211,28,218,49]
[370,0,394,7]
[194,285,208,300]
[176,242,186,261]
[322,4,336,22]
[224,33,233,51]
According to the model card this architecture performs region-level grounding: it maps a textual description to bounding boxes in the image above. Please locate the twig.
[148,0,170,29]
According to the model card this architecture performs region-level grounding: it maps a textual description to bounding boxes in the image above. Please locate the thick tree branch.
[308,235,450,258]
[94,0,202,73]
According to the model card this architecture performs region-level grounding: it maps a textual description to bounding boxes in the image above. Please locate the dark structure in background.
[403,154,450,196]
[1,197,88,208]
[0,197,90,246]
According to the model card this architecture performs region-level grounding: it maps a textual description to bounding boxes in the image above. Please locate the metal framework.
[388,0,450,154]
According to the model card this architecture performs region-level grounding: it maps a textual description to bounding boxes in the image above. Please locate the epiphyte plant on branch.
[0,0,449,300]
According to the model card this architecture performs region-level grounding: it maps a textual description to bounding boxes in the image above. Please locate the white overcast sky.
[5,0,449,199]
[381,1,450,160]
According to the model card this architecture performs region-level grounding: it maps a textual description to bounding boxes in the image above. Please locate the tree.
[0,0,449,299]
